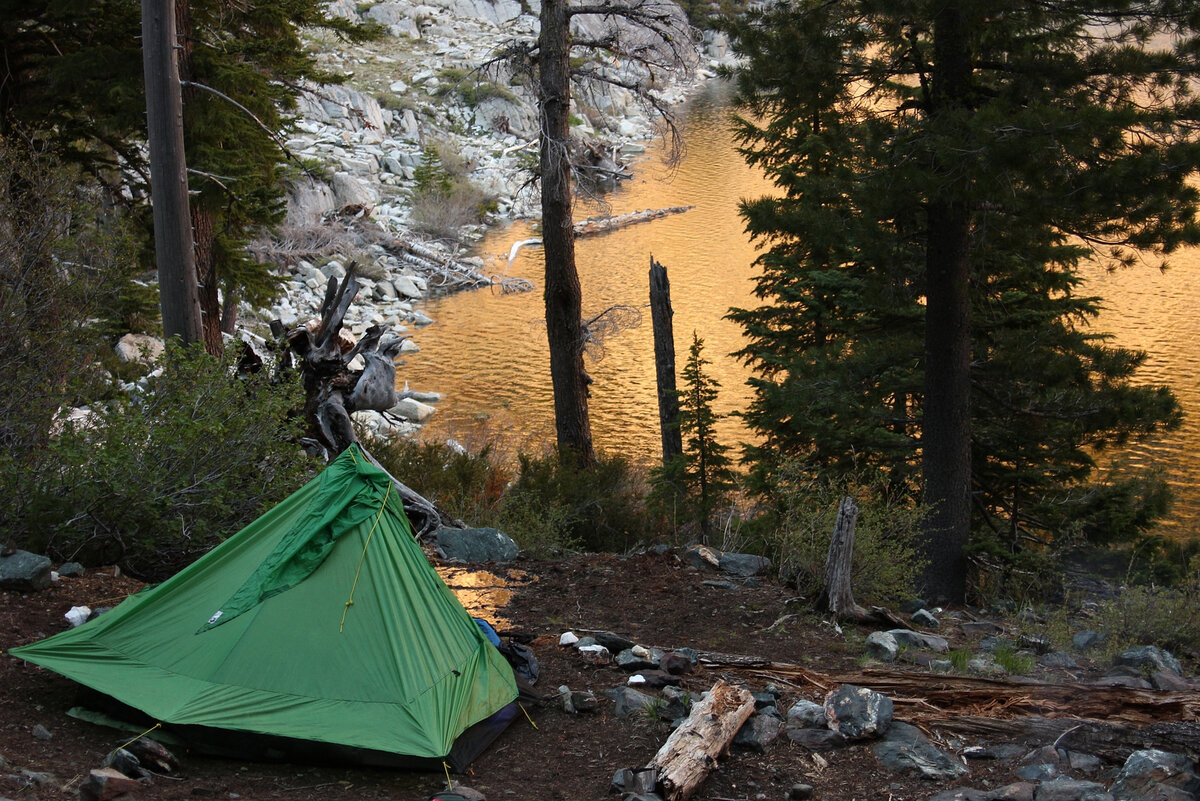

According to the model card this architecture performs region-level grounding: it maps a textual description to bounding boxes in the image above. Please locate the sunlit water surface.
[400,80,1200,540]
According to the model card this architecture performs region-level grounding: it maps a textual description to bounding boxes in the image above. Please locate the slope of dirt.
[0,550,1182,801]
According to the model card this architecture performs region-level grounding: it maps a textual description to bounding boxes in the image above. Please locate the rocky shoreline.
[223,0,735,442]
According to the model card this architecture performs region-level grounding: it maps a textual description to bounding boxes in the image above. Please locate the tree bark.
[142,0,202,345]
[647,679,756,801]
[818,497,910,627]
[650,257,682,465]
[539,0,596,468]
[920,4,973,604]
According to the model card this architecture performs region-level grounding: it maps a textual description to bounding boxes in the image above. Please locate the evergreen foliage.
[652,333,738,539]
[727,0,1199,590]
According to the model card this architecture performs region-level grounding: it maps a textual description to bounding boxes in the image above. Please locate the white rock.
[114,333,165,365]
[559,631,580,646]
[389,397,437,422]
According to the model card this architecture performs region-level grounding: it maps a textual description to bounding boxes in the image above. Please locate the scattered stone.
[594,631,635,653]
[1013,763,1058,782]
[576,644,612,664]
[734,713,783,753]
[887,629,950,653]
[1150,670,1192,692]
[865,631,899,662]
[1033,777,1110,801]
[928,789,988,801]
[911,608,940,629]
[1038,652,1078,669]
[751,689,778,709]
[628,670,679,688]
[786,727,847,750]
[615,649,658,672]
[559,687,598,714]
[102,749,144,780]
[57,562,85,577]
[1109,749,1200,801]
[31,724,51,741]
[445,786,485,801]
[1072,630,1106,651]
[983,782,1036,801]
[432,526,519,562]
[611,767,659,796]
[930,659,955,673]
[1067,751,1103,776]
[559,631,579,646]
[871,722,967,780]
[961,620,1004,637]
[899,598,928,614]
[963,743,1026,761]
[79,768,143,801]
[682,544,722,570]
[658,686,692,721]
[967,656,1008,677]
[979,635,1016,653]
[788,783,815,800]
[604,687,656,717]
[785,700,827,730]
[659,652,693,675]
[0,550,53,592]
[113,333,165,365]
[1019,633,1053,655]
[64,605,92,627]
[824,684,893,741]
[701,579,741,591]
[1115,645,1183,676]
[717,551,772,577]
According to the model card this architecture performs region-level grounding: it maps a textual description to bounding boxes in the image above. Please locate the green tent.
[12,444,518,767]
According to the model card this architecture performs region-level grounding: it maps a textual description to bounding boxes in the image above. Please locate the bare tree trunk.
[647,680,756,801]
[650,257,682,465]
[142,0,202,345]
[819,497,909,627]
[539,0,595,469]
[921,5,973,604]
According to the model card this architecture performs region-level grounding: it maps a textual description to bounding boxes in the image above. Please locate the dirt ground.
[0,549,1176,801]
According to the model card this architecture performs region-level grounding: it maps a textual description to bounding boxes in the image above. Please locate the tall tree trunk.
[172,0,223,357]
[538,0,595,468]
[921,3,973,603]
[650,257,683,465]
[142,0,202,344]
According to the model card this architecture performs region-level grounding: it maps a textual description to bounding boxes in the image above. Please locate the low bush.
[364,436,510,526]
[1092,577,1200,656]
[761,464,927,605]
[12,344,317,580]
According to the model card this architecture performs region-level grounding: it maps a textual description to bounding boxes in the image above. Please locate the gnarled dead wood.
[647,679,756,801]
[573,205,693,238]
[818,497,909,628]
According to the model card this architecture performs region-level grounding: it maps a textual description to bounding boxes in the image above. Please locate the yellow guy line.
[339,482,392,632]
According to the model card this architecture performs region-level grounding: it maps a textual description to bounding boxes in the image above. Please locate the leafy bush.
[496,491,577,558]
[763,464,927,605]
[1093,577,1200,655]
[12,344,317,580]
[408,146,496,241]
[504,451,653,553]
[363,436,510,525]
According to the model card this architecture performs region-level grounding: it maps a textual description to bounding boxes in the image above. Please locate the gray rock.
[984,782,1037,801]
[114,332,165,364]
[57,562,85,578]
[1072,630,1106,652]
[432,526,519,562]
[682,544,722,570]
[701,579,741,591]
[1014,762,1058,782]
[788,784,815,800]
[824,684,893,741]
[1039,652,1078,669]
[594,631,635,653]
[604,687,656,717]
[0,551,52,592]
[785,699,827,729]
[31,724,52,741]
[568,690,598,713]
[1109,749,1200,801]
[786,727,846,750]
[734,713,783,753]
[887,629,950,653]
[658,686,692,722]
[911,608,941,629]
[928,788,989,801]
[1115,645,1183,676]
[961,620,1004,637]
[1150,670,1192,692]
[285,176,336,226]
[717,551,772,577]
[615,649,658,672]
[611,767,659,796]
[980,635,1016,653]
[871,721,967,780]
[899,598,928,614]
[751,689,779,709]
[1034,777,1111,801]
[1020,633,1053,655]
[866,631,900,662]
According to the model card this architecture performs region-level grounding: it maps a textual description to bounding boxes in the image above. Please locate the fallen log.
[938,716,1200,763]
[573,205,693,238]
[647,679,756,801]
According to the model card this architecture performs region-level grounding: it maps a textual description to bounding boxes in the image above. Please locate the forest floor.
[1,549,1193,801]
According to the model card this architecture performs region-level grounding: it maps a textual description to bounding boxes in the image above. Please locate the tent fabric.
[12,444,518,762]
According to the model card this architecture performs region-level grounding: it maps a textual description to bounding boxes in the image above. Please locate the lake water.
[399,80,1200,540]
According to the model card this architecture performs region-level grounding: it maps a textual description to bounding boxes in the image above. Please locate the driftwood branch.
[647,680,756,801]
[573,205,693,237]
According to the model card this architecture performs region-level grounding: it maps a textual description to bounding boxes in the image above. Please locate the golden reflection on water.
[398,80,1200,541]
[438,566,533,628]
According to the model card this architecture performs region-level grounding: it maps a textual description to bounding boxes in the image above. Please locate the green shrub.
[363,436,510,525]
[763,464,927,605]
[505,451,653,553]
[14,344,317,580]
[408,146,495,241]
[496,491,577,558]
[1093,577,1200,655]
[993,646,1035,675]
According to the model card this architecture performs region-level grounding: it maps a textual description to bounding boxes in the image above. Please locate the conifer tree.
[728,0,1198,600]
[678,333,737,538]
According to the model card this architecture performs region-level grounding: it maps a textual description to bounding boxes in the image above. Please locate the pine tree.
[678,333,738,538]
[727,0,1198,600]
